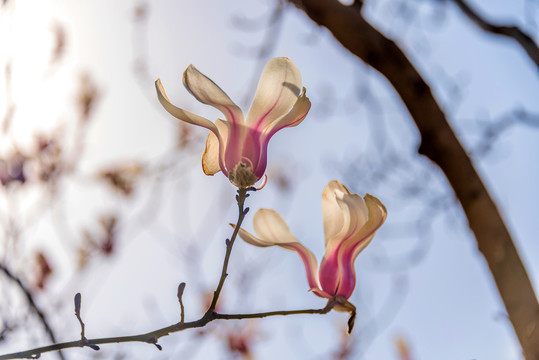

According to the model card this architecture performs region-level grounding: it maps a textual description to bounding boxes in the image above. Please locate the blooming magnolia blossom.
[155,57,311,188]
[236,180,387,300]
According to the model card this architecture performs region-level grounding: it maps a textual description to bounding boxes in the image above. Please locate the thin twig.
[0,300,336,359]
[214,300,336,320]
[74,293,84,338]
[0,263,65,360]
[177,282,186,324]
[206,187,249,313]
[0,187,252,359]
[452,0,539,69]
[73,293,99,351]
[0,188,341,359]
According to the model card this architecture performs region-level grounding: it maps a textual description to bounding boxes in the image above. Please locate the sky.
[0,0,538,359]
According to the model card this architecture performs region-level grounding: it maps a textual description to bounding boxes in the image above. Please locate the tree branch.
[214,301,336,320]
[0,188,248,359]
[0,188,342,359]
[0,263,65,360]
[0,301,336,360]
[287,1,539,359]
[206,187,250,313]
[452,0,539,69]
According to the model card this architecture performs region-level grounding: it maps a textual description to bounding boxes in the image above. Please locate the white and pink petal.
[346,194,387,262]
[329,194,386,298]
[321,180,348,249]
[236,209,322,296]
[202,119,229,176]
[155,79,218,133]
[245,57,303,131]
[262,88,311,137]
[183,65,244,126]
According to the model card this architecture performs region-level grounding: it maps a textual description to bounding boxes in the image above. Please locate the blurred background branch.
[288,0,539,358]
[0,0,537,358]
[0,263,63,360]
[451,0,539,68]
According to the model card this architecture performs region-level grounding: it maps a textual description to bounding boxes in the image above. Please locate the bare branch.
[0,300,336,360]
[73,293,99,351]
[214,301,335,320]
[206,187,250,313]
[470,108,539,157]
[0,187,345,359]
[452,0,539,69]
[0,263,65,360]
[288,0,539,358]
[177,283,186,324]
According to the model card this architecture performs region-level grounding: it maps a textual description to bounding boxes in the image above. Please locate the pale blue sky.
[0,0,537,359]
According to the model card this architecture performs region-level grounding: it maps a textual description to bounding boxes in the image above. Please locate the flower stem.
[206,187,249,314]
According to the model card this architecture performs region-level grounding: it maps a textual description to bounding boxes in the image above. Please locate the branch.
[0,188,343,359]
[0,263,65,360]
[288,1,539,359]
[470,108,539,157]
[0,298,336,359]
[452,0,539,69]
[203,187,252,314]
[214,300,336,320]
[0,187,248,359]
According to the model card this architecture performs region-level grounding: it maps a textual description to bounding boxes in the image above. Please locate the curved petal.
[336,269,357,300]
[252,209,300,246]
[235,224,273,247]
[234,209,321,294]
[263,88,311,136]
[245,57,302,131]
[345,194,387,262]
[318,185,386,299]
[332,194,387,299]
[202,119,229,176]
[183,65,244,125]
[333,192,369,245]
[253,90,311,177]
[155,79,218,133]
[318,249,342,297]
[321,180,348,248]
[321,181,368,259]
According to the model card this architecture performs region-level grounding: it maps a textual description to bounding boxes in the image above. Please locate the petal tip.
[365,194,387,214]
[184,64,197,75]
[273,56,290,63]
[155,78,167,98]
[182,65,198,88]
[202,166,217,176]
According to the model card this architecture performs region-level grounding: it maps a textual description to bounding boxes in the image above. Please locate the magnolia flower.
[236,180,387,300]
[155,57,311,188]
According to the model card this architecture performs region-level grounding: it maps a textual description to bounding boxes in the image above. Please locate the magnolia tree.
[1,0,538,359]
[0,56,388,359]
